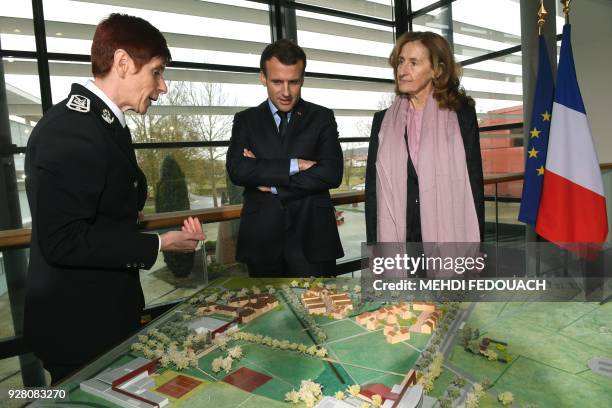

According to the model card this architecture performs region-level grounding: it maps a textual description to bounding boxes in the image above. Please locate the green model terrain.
[53,278,612,408]
[449,301,612,407]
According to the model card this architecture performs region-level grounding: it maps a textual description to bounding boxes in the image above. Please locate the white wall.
[571,0,612,163]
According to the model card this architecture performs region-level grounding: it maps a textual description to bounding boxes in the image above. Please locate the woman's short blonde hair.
[389,31,472,111]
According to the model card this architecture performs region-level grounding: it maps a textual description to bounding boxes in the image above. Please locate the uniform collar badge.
[66,94,90,113]
[101,108,115,124]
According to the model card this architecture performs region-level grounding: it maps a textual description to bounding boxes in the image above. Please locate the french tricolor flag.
[535,24,608,255]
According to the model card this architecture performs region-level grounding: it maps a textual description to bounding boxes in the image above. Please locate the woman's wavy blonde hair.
[389,31,473,111]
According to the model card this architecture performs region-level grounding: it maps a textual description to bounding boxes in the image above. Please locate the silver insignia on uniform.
[101,108,115,124]
[66,95,90,113]
[133,180,138,188]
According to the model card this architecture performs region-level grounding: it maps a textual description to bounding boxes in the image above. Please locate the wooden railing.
[2,164,611,250]
[0,191,365,249]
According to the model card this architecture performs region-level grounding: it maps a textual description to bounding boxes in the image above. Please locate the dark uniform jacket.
[365,101,485,243]
[226,99,344,265]
[24,84,159,366]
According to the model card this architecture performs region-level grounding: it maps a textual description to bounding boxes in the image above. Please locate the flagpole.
[522,0,556,277]
[561,0,571,24]
[560,0,571,280]
[535,0,548,278]
[538,1,547,36]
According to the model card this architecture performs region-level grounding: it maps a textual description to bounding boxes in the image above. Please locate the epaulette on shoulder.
[66,94,91,113]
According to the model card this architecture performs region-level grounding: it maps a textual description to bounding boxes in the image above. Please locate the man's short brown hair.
[91,13,171,77]
[260,39,306,76]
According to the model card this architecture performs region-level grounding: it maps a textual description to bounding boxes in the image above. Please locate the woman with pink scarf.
[365,31,484,244]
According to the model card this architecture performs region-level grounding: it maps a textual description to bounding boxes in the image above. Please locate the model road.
[439,302,476,358]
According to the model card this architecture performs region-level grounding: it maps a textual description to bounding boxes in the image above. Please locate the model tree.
[460,326,473,348]
[464,383,485,408]
[439,397,453,408]
[498,391,514,406]
[452,375,466,388]
[468,339,481,354]
[156,155,194,277]
[447,387,461,400]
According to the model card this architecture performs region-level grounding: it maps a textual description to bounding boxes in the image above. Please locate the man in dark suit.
[227,39,344,277]
[24,14,204,383]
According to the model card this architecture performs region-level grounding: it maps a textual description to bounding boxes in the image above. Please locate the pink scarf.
[376,93,480,243]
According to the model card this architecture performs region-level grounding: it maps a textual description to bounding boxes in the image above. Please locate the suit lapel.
[112,124,141,175]
[112,124,147,207]
[71,84,141,176]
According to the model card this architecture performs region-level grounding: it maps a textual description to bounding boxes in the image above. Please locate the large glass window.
[410,0,442,11]
[42,0,270,64]
[449,0,523,121]
[297,9,394,78]
[299,0,394,20]
[4,60,41,149]
[2,58,40,230]
[0,0,36,51]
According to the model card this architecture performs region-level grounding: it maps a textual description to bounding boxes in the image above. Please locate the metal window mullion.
[408,0,413,32]
[269,0,282,42]
[394,0,409,38]
[410,0,456,19]
[280,0,298,41]
[31,0,52,113]
[288,2,394,27]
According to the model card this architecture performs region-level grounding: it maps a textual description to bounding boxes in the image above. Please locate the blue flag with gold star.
[518,35,554,226]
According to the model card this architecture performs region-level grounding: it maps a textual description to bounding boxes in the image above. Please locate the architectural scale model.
[355,302,442,344]
[302,286,354,319]
[31,278,609,408]
[80,357,169,408]
[198,293,278,323]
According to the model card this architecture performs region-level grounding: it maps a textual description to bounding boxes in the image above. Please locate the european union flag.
[518,35,554,226]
